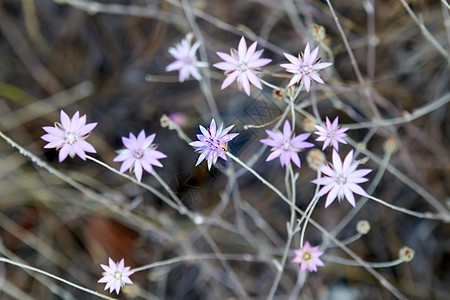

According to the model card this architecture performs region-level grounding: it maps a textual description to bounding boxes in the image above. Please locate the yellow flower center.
[113,271,122,280]
[302,252,312,261]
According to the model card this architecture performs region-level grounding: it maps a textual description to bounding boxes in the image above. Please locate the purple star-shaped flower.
[98,258,134,295]
[41,110,97,162]
[314,116,348,150]
[214,36,272,96]
[166,33,207,82]
[113,130,167,182]
[189,119,239,170]
[312,150,372,208]
[280,43,332,92]
[292,241,325,273]
[260,120,314,168]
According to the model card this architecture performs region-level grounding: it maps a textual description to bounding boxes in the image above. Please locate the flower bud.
[302,118,317,132]
[356,220,371,235]
[160,114,170,128]
[273,89,286,101]
[383,135,399,154]
[399,246,415,262]
[310,24,327,44]
[307,149,326,170]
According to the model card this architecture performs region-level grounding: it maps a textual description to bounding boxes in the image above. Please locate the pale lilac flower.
[312,150,372,208]
[41,110,97,162]
[113,130,166,182]
[189,119,238,170]
[98,258,134,295]
[214,36,272,96]
[260,120,313,168]
[314,116,348,150]
[292,241,325,273]
[166,33,207,82]
[280,43,332,92]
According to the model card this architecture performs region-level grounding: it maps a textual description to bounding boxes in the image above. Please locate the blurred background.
[0,0,449,299]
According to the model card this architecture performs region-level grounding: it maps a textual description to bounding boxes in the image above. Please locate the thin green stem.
[85,155,183,213]
[284,165,291,199]
[152,171,186,212]
[342,93,450,129]
[290,94,296,127]
[0,131,110,207]
[0,258,116,300]
[332,233,363,247]
[227,153,290,204]
[399,0,450,63]
[299,170,322,248]
[260,78,281,90]
[132,253,270,273]
[323,255,404,268]
[291,82,303,102]
[267,165,297,300]
[365,194,448,221]
[325,0,382,120]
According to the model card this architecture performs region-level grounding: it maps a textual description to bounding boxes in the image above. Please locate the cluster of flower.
[166,34,371,210]
[42,111,166,182]
[41,112,370,210]
[168,35,332,95]
[41,35,373,294]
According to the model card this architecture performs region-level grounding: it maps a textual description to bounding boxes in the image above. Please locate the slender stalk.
[290,94,296,127]
[291,82,303,102]
[0,258,116,300]
[132,253,270,273]
[325,0,382,120]
[267,166,297,299]
[58,0,186,27]
[332,233,363,247]
[299,170,322,248]
[323,255,404,268]
[227,153,290,204]
[85,155,183,213]
[260,78,281,90]
[343,93,450,129]
[399,0,450,63]
[152,171,185,211]
[365,194,449,221]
